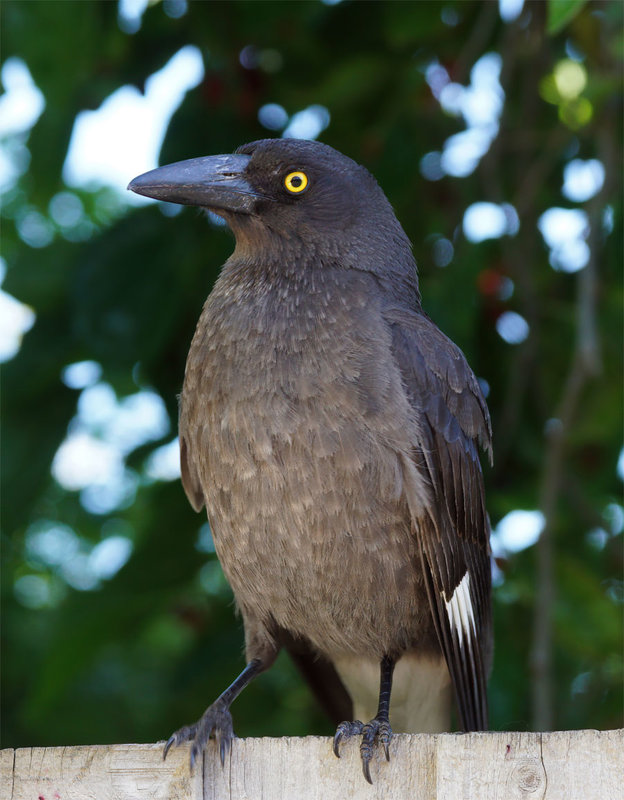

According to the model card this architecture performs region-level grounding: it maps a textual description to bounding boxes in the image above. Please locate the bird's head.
[128,138,417,290]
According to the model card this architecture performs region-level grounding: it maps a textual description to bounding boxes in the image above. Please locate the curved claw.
[362,757,373,785]
[163,736,174,761]
[333,720,364,758]
[333,727,345,758]
[163,724,197,762]
[163,736,175,761]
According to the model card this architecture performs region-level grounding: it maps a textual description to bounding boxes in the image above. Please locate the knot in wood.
[512,759,546,794]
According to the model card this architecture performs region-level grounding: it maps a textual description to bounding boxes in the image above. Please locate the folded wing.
[387,306,493,731]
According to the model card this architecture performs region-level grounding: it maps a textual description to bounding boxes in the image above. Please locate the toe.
[379,721,392,761]
[360,722,375,786]
[358,717,393,782]
[190,742,201,771]
[163,724,197,761]
[333,720,364,758]
[359,723,376,774]
[217,732,232,766]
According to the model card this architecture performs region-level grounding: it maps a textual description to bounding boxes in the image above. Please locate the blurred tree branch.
[531,84,615,732]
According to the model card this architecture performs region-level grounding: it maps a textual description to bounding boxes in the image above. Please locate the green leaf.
[547,0,587,34]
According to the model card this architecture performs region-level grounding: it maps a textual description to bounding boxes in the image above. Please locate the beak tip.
[127,175,146,195]
[127,174,154,199]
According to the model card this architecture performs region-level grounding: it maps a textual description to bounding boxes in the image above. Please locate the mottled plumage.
[128,139,492,782]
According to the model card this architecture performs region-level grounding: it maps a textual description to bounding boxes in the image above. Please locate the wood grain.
[2,730,622,800]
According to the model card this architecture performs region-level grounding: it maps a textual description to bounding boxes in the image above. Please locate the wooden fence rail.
[2,729,622,800]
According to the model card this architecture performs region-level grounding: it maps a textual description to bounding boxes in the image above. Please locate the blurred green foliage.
[1,0,622,749]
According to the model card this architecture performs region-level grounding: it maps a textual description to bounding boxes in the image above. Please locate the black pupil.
[290,175,302,187]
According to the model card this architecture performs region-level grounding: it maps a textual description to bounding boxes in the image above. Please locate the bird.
[128,138,493,783]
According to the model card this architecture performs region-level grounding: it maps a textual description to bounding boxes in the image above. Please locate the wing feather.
[387,306,492,731]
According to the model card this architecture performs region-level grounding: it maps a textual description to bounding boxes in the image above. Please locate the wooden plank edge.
[2,729,622,800]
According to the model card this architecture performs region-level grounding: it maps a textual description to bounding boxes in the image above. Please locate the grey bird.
[128,138,493,783]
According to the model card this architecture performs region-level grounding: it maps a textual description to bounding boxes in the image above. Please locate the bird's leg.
[163,658,265,769]
[359,655,395,782]
[333,655,396,783]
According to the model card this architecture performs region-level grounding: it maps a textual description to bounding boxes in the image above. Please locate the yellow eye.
[284,171,308,193]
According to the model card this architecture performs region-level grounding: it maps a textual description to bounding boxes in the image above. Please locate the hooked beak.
[127,154,260,213]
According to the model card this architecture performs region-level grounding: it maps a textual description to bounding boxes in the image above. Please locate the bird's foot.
[333,716,393,784]
[163,700,235,769]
